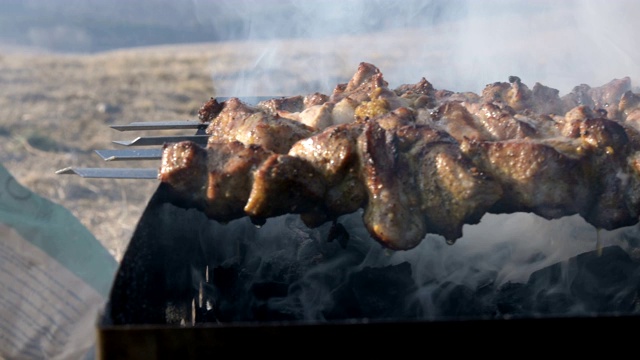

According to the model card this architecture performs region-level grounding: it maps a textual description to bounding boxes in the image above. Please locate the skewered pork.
[161,62,640,250]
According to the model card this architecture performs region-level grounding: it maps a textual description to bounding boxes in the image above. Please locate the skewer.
[95,149,163,161]
[56,167,158,179]
[110,120,207,132]
[112,135,209,147]
[56,95,283,178]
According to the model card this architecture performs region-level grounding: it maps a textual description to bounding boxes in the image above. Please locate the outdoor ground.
[0,36,387,261]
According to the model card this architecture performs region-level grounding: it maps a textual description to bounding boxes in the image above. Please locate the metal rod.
[95,149,163,161]
[110,120,208,132]
[112,135,209,147]
[56,167,158,179]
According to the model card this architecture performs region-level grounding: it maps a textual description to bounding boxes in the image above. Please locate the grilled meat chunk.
[244,153,326,220]
[159,140,272,222]
[257,95,305,116]
[205,98,315,154]
[395,124,502,244]
[288,123,366,219]
[357,121,427,250]
[423,101,489,142]
[461,138,591,220]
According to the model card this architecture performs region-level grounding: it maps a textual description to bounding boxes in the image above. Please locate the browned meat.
[291,102,335,130]
[394,77,437,109]
[357,121,426,250]
[619,91,640,128]
[159,140,272,222]
[205,98,315,154]
[395,124,502,244]
[330,62,384,103]
[423,101,489,142]
[160,62,640,251]
[257,95,305,116]
[244,153,326,220]
[480,76,533,112]
[159,140,208,199]
[470,102,538,140]
[560,77,631,120]
[556,105,597,138]
[304,92,330,108]
[562,84,595,111]
[588,77,632,120]
[288,123,366,220]
[198,97,224,123]
[531,82,564,115]
[577,117,637,229]
[460,138,592,220]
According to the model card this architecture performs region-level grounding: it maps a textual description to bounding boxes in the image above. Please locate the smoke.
[196,0,640,96]
[189,209,639,323]
[177,0,640,322]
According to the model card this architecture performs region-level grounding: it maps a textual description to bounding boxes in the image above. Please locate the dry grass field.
[0,45,212,260]
[0,36,395,261]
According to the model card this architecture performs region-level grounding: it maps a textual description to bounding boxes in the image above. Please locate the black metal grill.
[97,181,640,358]
[55,98,640,358]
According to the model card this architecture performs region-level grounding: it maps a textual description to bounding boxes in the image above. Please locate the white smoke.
[184,0,640,321]
[196,0,640,96]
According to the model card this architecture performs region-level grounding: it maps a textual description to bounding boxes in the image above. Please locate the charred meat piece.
[330,62,384,103]
[425,101,490,142]
[577,117,638,229]
[357,121,427,250]
[304,92,330,108]
[395,124,503,244]
[257,95,305,117]
[461,138,592,220]
[198,97,225,123]
[289,102,335,130]
[562,84,595,112]
[531,82,564,116]
[159,140,208,202]
[160,140,272,221]
[257,94,334,130]
[288,123,366,220]
[394,77,437,110]
[588,77,632,120]
[619,91,640,127]
[481,77,533,112]
[206,98,315,154]
[244,153,326,220]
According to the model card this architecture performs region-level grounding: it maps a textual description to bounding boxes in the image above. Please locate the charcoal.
[324,262,418,320]
[496,245,640,317]
[495,282,530,316]
[431,281,495,318]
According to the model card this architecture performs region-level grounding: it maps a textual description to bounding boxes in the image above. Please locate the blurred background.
[2,0,639,93]
[1,0,639,261]
[0,0,448,52]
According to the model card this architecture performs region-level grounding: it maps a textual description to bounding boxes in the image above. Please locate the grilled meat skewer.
[160,62,640,250]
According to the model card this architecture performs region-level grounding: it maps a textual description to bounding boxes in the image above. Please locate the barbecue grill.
[57,97,640,358]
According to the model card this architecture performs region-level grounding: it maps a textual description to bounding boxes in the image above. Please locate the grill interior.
[97,180,640,357]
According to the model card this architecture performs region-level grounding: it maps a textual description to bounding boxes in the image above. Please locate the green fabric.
[0,163,117,298]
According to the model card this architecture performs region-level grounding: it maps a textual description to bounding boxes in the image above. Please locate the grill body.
[98,183,640,358]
